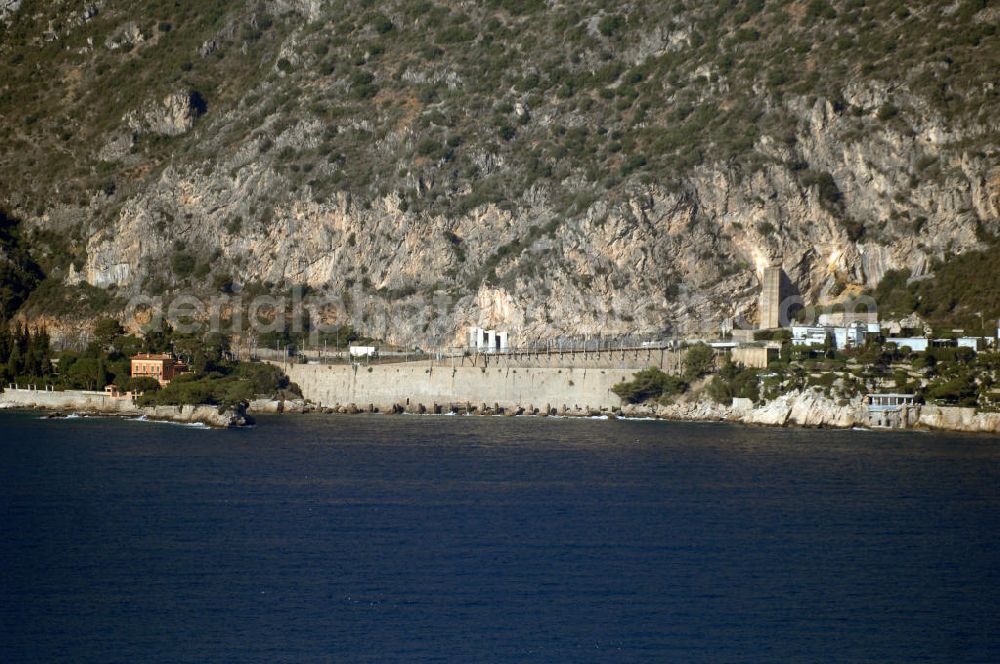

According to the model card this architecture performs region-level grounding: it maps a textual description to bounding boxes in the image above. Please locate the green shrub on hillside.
[683,343,717,381]
[870,237,1000,331]
[612,367,687,404]
[706,361,760,405]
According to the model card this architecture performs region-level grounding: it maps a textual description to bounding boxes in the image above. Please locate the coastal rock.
[918,405,1000,433]
[624,390,867,429]
[248,398,283,413]
[656,400,729,422]
[0,388,251,427]
[142,404,252,428]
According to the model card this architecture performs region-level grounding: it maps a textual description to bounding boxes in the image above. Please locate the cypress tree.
[0,326,10,365]
[96,358,109,389]
[8,343,22,376]
[14,322,28,355]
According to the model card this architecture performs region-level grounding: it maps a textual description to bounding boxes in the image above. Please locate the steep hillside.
[2,0,999,344]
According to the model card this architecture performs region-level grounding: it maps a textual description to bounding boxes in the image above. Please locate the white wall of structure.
[794,323,868,349]
[792,326,829,346]
[469,326,509,353]
[887,337,929,352]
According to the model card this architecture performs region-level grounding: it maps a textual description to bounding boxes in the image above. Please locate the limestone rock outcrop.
[124,91,206,137]
[918,406,1000,434]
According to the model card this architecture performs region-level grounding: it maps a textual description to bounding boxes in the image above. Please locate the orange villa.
[130,353,188,386]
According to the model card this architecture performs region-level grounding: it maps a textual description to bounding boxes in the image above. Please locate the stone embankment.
[278,361,627,414]
[0,388,251,428]
[11,379,996,434]
[269,363,1000,434]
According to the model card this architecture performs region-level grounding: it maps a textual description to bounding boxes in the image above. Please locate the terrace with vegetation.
[613,336,1000,411]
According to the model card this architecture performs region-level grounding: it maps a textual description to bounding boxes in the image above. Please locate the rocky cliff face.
[633,389,868,429]
[2,1,999,344]
[621,390,1000,434]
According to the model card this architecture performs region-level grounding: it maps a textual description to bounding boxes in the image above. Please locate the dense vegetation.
[137,361,297,409]
[612,343,717,403]
[0,324,54,386]
[705,361,760,404]
[871,237,1000,333]
[612,367,687,405]
[0,316,299,407]
[615,335,1000,410]
[0,209,42,321]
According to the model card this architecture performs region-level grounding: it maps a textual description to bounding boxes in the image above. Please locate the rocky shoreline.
[0,389,252,428]
[6,388,999,434]
[246,389,1000,435]
[31,406,252,428]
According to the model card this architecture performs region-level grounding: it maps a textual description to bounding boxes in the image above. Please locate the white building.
[866,393,918,429]
[792,326,830,347]
[348,345,378,358]
[957,337,983,351]
[885,337,929,353]
[469,326,509,353]
[793,322,869,349]
[832,322,867,349]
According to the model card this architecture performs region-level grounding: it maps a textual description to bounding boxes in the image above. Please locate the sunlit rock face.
[3,1,998,344]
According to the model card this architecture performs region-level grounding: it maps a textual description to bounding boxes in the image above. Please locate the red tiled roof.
[131,353,175,361]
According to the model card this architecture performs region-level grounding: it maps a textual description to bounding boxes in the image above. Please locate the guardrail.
[242,338,686,364]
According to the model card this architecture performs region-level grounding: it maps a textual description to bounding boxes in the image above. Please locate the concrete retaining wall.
[0,388,247,427]
[0,388,137,413]
[282,362,630,411]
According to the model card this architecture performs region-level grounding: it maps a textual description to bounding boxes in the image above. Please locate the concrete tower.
[759,266,783,330]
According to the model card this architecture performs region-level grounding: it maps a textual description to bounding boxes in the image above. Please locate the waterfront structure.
[130,353,187,386]
[866,393,918,429]
[469,326,509,353]
[104,384,141,401]
[758,266,782,330]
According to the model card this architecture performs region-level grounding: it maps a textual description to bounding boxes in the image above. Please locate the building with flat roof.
[469,326,509,353]
[130,353,187,386]
[791,325,830,347]
[885,337,929,353]
[793,323,870,350]
[866,393,918,429]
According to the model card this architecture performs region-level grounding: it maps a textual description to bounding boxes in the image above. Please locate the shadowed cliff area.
[0,208,42,322]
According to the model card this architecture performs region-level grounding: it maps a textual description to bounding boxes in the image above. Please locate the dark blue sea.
[1,411,998,662]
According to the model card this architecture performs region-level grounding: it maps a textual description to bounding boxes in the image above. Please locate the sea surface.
[0,410,998,663]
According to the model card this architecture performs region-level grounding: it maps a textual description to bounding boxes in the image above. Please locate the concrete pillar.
[759,265,782,329]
